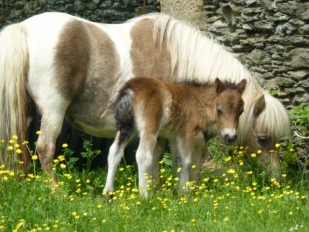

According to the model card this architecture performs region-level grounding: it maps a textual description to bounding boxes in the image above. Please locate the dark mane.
[180,79,238,89]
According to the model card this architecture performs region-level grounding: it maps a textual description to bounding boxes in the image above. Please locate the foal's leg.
[189,132,205,186]
[103,131,130,198]
[136,132,158,197]
[176,132,199,193]
[152,137,167,190]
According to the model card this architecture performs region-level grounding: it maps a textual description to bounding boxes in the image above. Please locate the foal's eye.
[217,109,223,116]
[258,136,268,146]
[239,109,244,116]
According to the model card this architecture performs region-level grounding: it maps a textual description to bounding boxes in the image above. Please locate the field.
[0,137,308,232]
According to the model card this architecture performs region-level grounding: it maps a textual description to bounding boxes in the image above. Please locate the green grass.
[0,139,309,232]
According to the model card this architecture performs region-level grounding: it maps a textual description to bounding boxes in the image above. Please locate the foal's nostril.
[224,134,237,144]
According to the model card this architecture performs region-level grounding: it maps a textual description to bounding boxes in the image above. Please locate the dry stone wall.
[201,0,309,110]
[0,0,159,27]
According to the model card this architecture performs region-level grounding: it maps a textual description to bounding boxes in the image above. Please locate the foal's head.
[214,78,246,144]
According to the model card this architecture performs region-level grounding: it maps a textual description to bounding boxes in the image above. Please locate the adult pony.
[104,76,246,196]
[0,12,290,179]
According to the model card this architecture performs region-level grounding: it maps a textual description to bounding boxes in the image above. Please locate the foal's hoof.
[103,189,114,202]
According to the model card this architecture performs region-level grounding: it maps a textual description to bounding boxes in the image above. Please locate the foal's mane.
[180,79,239,90]
[128,13,290,143]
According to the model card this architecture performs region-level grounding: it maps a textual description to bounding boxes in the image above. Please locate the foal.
[104,76,246,197]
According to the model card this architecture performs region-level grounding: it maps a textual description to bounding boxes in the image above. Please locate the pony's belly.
[68,111,117,138]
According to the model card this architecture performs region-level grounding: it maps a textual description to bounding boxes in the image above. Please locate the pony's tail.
[114,88,134,145]
[0,23,30,173]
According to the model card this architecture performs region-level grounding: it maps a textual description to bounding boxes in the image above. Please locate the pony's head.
[214,78,247,145]
[239,92,291,179]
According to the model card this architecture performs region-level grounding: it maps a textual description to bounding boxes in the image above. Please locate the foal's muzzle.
[221,128,237,145]
[224,134,237,144]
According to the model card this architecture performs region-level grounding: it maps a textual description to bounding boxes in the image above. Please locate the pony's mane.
[238,91,291,144]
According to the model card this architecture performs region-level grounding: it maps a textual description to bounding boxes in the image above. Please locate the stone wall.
[200,0,309,110]
[0,0,159,27]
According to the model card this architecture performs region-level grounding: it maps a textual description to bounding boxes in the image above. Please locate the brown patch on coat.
[54,19,90,100]
[130,19,177,82]
[63,21,120,129]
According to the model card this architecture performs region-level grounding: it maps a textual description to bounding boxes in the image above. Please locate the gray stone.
[246,49,271,65]
[284,48,309,69]
[300,25,309,35]
[287,70,309,80]
[275,77,296,87]
[254,20,274,31]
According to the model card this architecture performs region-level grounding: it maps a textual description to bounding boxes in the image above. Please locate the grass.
[0,137,309,232]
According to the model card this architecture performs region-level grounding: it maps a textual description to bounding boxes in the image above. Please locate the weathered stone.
[246,49,271,65]
[284,48,309,69]
[275,22,297,36]
[300,24,309,35]
[242,23,253,30]
[250,66,267,73]
[254,20,274,30]
[287,70,309,80]
[275,77,296,87]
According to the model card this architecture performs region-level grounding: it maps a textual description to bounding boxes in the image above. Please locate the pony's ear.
[253,95,266,117]
[215,78,224,94]
[236,79,247,94]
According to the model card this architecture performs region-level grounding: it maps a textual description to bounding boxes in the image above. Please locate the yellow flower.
[275,143,280,148]
[62,143,68,148]
[32,155,38,161]
[177,167,181,173]
[22,141,29,145]
[60,164,66,169]
[257,150,262,154]
[12,135,18,140]
[36,131,41,135]
[191,165,196,169]
[225,156,232,162]
[16,149,22,154]
[251,153,256,158]
[246,171,252,175]
[282,174,287,178]
[7,146,13,151]
[58,155,65,161]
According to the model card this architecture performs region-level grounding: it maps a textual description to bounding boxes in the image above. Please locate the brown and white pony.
[0,12,290,179]
[104,76,246,196]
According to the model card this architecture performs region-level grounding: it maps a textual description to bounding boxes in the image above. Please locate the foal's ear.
[236,79,247,94]
[253,95,266,117]
[215,78,224,94]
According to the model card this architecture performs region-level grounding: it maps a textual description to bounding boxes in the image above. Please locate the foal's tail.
[0,23,30,173]
[114,88,135,145]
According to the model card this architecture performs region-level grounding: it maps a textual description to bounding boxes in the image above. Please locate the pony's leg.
[136,133,158,197]
[152,137,167,190]
[36,110,67,183]
[103,131,130,198]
